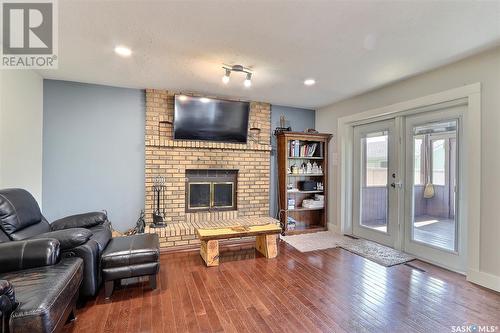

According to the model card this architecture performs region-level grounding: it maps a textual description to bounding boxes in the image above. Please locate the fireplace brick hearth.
[144,89,271,248]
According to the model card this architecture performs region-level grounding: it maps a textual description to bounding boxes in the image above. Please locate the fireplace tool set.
[151,176,166,227]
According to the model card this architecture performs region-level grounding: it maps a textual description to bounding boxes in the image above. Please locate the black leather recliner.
[0,188,112,297]
[0,238,83,333]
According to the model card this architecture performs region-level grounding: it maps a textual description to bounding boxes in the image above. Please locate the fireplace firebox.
[186,169,237,212]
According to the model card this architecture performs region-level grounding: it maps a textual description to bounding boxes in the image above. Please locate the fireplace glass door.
[213,182,234,208]
[188,183,211,209]
[186,169,238,212]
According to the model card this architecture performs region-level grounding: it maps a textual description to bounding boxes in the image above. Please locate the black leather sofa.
[0,238,83,333]
[0,188,161,331]
[0,189,112,298]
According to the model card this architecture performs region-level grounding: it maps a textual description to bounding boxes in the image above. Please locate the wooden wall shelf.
[276,132,332,235]
[288,156,324,160]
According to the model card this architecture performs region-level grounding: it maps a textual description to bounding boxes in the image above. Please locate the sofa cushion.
[101,234,159,269]
[31,228,92,251]
[50,212,108,231]
[0,189,47,236]
[0,257,83,333]
[9,220,51,241]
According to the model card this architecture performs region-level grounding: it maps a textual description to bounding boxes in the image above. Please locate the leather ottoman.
[100,234,159,298]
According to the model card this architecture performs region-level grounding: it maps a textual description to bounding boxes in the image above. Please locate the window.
[413,120,456,188]
[363,133,388,187]
[432,139,446,185]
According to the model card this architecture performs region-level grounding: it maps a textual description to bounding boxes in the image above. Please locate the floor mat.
[281,231,414,267]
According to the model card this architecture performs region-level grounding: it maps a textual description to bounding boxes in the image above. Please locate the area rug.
[281,231,414,267]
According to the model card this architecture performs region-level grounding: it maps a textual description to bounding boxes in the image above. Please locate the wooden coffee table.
[196,219,281,267]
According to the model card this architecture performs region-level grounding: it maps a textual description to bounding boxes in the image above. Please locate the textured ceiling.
[38,0,500,108]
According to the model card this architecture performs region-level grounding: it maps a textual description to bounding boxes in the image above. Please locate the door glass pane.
[432,139,446,185]
[412,120,457,251]
[414,138,423,185]
[360,131,388,233]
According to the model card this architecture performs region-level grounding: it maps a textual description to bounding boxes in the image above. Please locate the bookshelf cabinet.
[276,132,332,235]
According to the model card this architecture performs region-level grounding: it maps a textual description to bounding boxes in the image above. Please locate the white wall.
[0,70,44,205]
[316,46,500,281]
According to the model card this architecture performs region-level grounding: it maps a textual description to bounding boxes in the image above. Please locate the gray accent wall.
[43,80,145,231]
[270,105,315,218]
[1,70,43,205]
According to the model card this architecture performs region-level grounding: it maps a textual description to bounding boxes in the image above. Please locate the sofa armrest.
[30,228,93,251]
[63,240,100,297]
[51,212,108,231]
[0,239,60,273]
[0,280,16,317]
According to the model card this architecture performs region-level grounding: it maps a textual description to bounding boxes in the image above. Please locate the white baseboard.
[467,269,500,292]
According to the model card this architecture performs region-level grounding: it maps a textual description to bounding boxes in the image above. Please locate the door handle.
[391,182,403,189]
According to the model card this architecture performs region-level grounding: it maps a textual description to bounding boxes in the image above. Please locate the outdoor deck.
[362,215,455,251]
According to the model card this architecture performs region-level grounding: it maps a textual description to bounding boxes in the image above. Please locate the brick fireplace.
[144,89,271,249]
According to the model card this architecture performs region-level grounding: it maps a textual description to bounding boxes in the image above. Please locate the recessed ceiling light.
[304,79,316,86]
[200,97,210,103]
[178,95,188,101]
[114,46,132,57]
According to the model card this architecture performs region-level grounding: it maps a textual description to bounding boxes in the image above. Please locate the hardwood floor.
[63,241,500,333]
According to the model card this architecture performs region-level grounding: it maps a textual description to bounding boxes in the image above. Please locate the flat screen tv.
[174,95,250,143]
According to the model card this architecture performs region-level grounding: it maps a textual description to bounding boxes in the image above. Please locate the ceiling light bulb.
[304,79,316,86]
[178,95,188,101]
[222,68,231,84]
[114,46,132,57]
[244,73,252,87]
[222,70,230,84]
[200,97,210,103]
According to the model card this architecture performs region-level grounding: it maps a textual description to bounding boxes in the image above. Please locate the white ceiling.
[39,0,500,109]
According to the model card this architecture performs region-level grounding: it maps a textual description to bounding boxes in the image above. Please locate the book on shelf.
[289,140,300,157]
[289,141,318,157]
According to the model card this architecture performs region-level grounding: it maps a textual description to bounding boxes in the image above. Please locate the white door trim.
[337,83,486,287]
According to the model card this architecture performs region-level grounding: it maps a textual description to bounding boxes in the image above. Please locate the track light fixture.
[222,64,253,87]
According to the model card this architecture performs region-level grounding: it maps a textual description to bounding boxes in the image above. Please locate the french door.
[352,119,400,247]
[403,106,466,272]
[351,105,466,272]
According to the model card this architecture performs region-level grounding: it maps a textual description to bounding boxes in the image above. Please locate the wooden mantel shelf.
[145,139,271,152]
